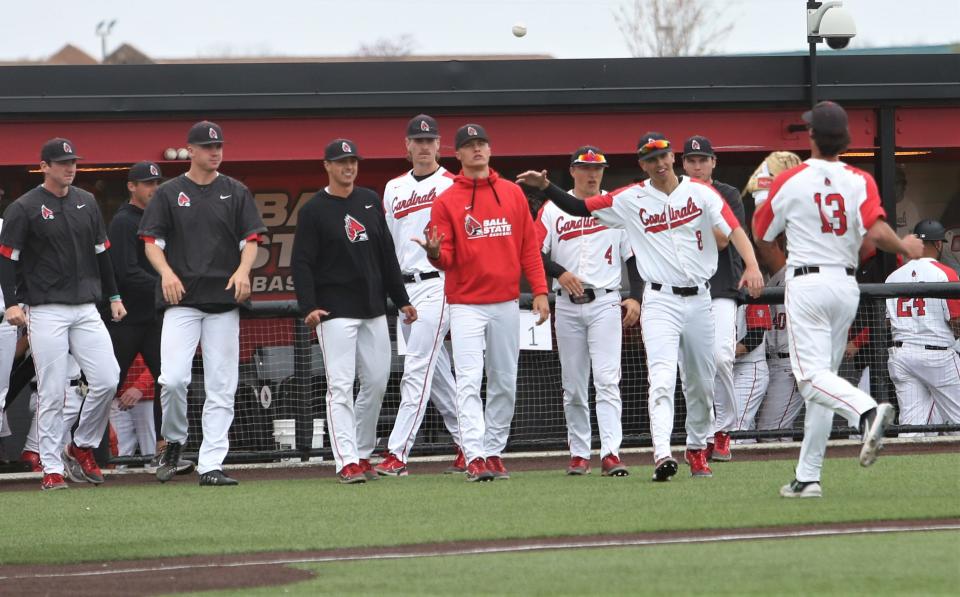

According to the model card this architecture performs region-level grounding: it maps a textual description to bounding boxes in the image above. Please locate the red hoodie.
[429,169,547,304]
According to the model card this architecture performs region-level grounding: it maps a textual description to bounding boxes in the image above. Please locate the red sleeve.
[140,235,158,244]
[846,166,886,230]
[850,327,869,349]
[719,196,740,231]
[753,164,808,240]
[534,202,549,247]
[244,233,262,244]
[931,261,960,318]
[519,193,548,295]
[427,196,455,271]
[119,355,155,399]
[585,193,614,212]
[746,305,773,330]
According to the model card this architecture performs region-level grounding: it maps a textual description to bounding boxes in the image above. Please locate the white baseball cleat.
[780,479,822,498]
[859,403,895,467]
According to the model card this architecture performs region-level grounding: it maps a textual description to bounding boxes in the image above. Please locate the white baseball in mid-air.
[512,23,527,38]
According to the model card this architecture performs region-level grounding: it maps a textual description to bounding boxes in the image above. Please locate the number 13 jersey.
[753,159,886,269]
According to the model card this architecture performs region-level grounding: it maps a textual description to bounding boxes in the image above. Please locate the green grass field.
[1,452,957,568]
[187,531,960,596]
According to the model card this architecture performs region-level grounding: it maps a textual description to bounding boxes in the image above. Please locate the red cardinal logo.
[341,141,351,153]
[63,142,72,154]
[177,192,191,207]
[149,164,159,176]
[691,139,701,150]
[464,214,482,237]
[209,127,218,140]
[420,120,430,132]
[467,126,478,137]
[40,204,54,220]
[344,214,368,242]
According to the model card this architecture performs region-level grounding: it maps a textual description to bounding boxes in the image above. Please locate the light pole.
[805,1,856,109]
[96,20,117,62]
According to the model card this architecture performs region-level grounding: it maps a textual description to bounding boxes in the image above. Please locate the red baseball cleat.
[486,455,510,480]
[601,453,629,477]
[21,450,42,472]
[566,456,591,475]
[64,443,104,484]
[375,454,408,477]
[41,473,68,491]
[685,448,714,477]
[465,457,495,482]
[358,459,379,481]
[710,431,732,461]
[445,445,467,474]
[337,463,367,484]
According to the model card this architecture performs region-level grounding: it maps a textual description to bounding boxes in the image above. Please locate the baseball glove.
[742,151,803,200]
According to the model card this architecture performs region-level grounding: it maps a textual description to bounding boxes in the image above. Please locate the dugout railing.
[109,282,960,465]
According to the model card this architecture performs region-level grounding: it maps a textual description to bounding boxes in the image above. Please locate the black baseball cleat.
[199,470,239,486]
[652,456,678,482]
[156,441,185,483]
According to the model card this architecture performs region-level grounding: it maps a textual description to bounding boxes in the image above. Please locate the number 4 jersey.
[885,258,960,348]
[753,159,886,269]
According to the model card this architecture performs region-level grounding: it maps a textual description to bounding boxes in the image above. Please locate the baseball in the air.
[512,23,527,38]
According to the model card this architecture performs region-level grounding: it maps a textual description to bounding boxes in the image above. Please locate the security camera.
[807,1,856,49]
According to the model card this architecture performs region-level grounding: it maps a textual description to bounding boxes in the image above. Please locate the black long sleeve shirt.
[708,180,746,301]
[292,187,410,321]
[108,203,158,324]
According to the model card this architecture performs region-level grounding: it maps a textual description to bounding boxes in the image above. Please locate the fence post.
[292,318,313,455]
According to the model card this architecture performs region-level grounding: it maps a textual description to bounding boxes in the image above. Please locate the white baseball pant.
[449,300,520,463]
[731,358,770,442]
[110,400,157,456]
[317,315,390,472]
[555,289,623,459]
[710,297,738,436]
[642,286,715,462]
[786,269,878,483]
[387,279,460,461]
[888,345,960,434]
[24,380,83,453]
[0,321,17,436]
[159,307,239,475]
[27,304,119,476]
[756,356,803,441]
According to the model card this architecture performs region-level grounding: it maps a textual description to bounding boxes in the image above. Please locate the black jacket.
[108,203,158,324]
[709,180,746,301]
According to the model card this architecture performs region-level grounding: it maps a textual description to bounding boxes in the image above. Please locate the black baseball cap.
[455,124,489,149]
[682,135,715,158]
[913,219,946,242]
[40,138,82,163]
[407,114,440,139]
[802,101,848,135]
[128,161,163,182]
[636,132,672,160]
[187,120,225,145]
[324,138,362,161]
[570,145,609,167]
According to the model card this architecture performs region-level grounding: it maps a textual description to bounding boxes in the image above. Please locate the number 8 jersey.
[753,159,886,269]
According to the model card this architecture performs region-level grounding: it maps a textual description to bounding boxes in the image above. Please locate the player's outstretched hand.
[111,300,127,322]
[161,270,185,305]
[304,308,330,328]
[118,386,143,410]
[4,305,26,327]
[738,264,764,298]
[532,293,550,325]
[621,298,640,327]
[227,268,252,302]
[557,272,584,298]
[400,305,418,324]
[515,170,550,190]
[413,225,444,260]
[902,233,924,260]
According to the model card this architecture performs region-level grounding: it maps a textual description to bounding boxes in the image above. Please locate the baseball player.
[681,135,746,462]
[21,352,84,474]
[885,219,960,432]
[376,115,464,477]
[109,354,158,460]
[292,138,416,484]
[417,123,549,482]
[755,240,803,440]
[140,121,267,487]
[731,303,772,439]
[753,101,924,498]
[519,131,764,482]
[0,138,124,491]
[0,219,18,442]
[535,145,642,476]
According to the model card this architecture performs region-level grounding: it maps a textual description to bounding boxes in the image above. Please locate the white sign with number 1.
[519,310,552,351]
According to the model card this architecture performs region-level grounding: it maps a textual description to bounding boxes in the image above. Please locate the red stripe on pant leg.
[317,322,344,468]
[400,295,447,461]
[737,363,759,430]
[811,383,860,413]
[778,382,797,429]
